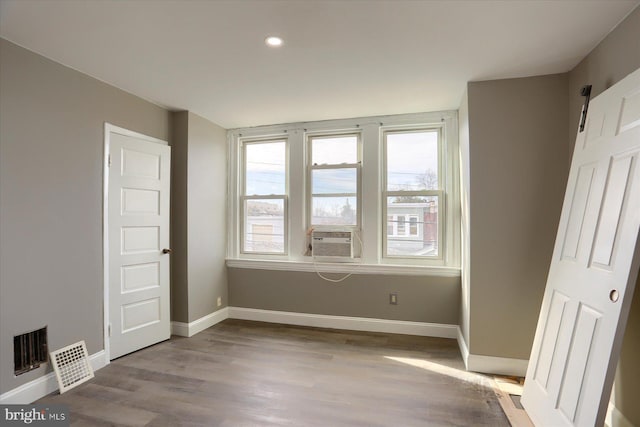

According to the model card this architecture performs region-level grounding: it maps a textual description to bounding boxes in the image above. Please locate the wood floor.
[39,320,510,426]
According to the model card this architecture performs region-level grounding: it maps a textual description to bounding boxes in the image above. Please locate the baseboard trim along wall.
[0,350,108,405]
[2,309,528,404]
[456,327,528,377]
[456,327,471,366]
[182,306,529,379]
[171,307,230,337]
[227,307,459,338]
[466,354,529,377]
[605,402,634,427]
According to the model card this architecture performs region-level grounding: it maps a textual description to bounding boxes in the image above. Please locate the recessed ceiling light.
[265,36,283,47]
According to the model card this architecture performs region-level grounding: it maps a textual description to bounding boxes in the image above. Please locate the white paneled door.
[107,127,171,360]
[522,68,640,426]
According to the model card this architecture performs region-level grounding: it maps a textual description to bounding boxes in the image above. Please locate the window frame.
[306,131,362,232]
[227,111,460,274]
[382,126,445,261]
[240,137,289,256]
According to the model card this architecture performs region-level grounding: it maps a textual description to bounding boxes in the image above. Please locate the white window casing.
[227,111,460,274]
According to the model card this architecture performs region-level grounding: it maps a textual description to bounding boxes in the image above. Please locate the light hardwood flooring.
[39,319,510,426]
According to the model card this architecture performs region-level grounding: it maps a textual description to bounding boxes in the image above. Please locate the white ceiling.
[1,0,638,129]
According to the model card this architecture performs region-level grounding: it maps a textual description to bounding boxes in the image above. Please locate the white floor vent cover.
[50,340,94,394]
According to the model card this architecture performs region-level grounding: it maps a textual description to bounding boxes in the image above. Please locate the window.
[409,216,418,236]
[384,129,442,259]
[241,139,287,254]
[229,111,459,272]
[387,214,420,237]
[308,134,360,228]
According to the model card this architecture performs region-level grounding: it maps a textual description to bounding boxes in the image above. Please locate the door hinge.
[579,84,592,133]
[108,323,112,337]
[108,154,112,167]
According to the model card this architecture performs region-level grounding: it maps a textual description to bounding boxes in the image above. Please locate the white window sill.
[226,258,461,277]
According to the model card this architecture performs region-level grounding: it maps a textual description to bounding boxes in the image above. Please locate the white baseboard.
[456,327,528,377]
[90,350,108,372]
[227,307,458,338]
[606,402,634,427]
[0,350,107,405]
[466,353,529,377]
[457,327,470,367]
[171,307,230,337]
[173,306,459,340]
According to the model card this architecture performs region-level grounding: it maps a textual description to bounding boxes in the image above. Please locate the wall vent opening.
[14,326,48,376]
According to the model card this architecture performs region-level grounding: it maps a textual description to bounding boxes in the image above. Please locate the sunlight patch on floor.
[385,356,535,427]
[383,356,495,389]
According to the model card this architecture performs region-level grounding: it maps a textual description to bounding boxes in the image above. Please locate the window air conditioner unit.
[312,230,354,259]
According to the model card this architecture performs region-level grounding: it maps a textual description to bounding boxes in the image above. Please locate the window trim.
[239,137,289,256]
[226,258,461,277]
[382,126,445,261]
[306,131,362,232]
[227,111,460,273]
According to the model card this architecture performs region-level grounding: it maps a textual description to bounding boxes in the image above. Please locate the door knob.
[162,248,173,254]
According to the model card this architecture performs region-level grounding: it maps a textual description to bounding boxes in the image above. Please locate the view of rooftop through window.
[385,130,440,258]
[243,140,286,253]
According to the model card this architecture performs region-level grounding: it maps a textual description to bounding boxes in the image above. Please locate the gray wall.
[613,275,640,427]
[0,39,171,394]
[566,7,640,426]
[465,74,570,359]
[171,112,228,323]
[186,112,228,322]
[568,6,640,153]
[229,269,460,325]
[170,112,190,323]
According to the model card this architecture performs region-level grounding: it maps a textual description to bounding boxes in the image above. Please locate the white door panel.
[121,262,160,293]
[108,130,170,360]
[522,68,640,426]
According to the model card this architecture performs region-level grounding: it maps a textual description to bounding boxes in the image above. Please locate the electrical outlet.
[217,296,222,307]
[390,293,398,305]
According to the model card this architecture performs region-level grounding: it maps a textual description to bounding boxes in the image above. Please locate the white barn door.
[107,125,171,360]
[522,68,640,426]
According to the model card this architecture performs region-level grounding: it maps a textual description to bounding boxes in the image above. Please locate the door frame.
[102,123,169,361]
